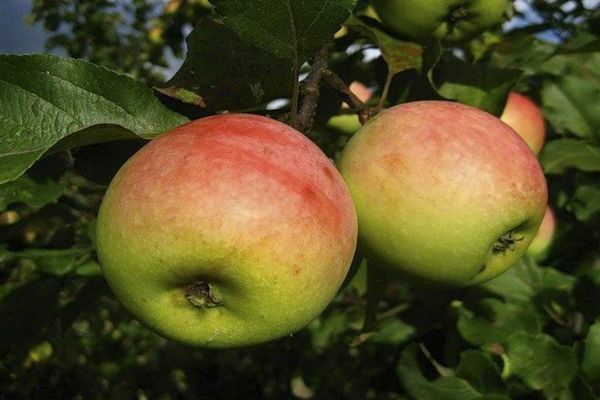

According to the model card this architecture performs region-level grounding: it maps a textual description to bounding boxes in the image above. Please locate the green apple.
[96,114,358,348]
[327,82,372,135]
[370,0,508,43]
[500,92,546,155]
[337,101,547,286]
[527,207,555,259]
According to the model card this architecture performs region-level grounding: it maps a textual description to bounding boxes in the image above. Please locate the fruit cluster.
[96,95,550,348]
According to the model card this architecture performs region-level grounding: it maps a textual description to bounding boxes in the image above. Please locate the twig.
[321,69,371,124]
[374,71,393,113]
[293,44,332,133]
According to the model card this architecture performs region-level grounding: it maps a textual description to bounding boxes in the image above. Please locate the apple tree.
[1,0,599,398]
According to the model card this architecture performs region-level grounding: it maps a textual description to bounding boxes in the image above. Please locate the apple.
[500,92,546,154]
[337,101,547,286]
[369,0,508,43]
[327,81,373,135]
[527,207,555,259]
[96,114,358,348]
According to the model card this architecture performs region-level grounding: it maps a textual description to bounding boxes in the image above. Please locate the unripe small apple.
[327,82,372,135]
[500,92,546,155]
[96,114,357,348]
[370,0,508,43]
[338,101,547,286]
[527,207,555,259]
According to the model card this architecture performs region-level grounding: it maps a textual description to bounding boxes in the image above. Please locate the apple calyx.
[491,230,524,254]
[450,6,469,23]
[185,281,222,308]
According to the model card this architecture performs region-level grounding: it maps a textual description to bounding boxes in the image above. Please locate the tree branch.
[292,43,332,133]
[321,69,371,124]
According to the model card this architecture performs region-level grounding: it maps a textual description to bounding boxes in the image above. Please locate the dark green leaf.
[0,174,64,211]
[582,322,600,382]
[210,0,356,62]
[482,258,574,305]
[489,34,556,76]
[541,139,600,174]
[505,332,577,397]
[457,298,541,346]
[0,55,187,184]
[369,318,416,345]
[397,345,487,400]
[541,56,600,138]
[455,351,506,396]
[432,56,521,115]
[158,18,291,111]
[346,16,423,77]
[567,184,600,222]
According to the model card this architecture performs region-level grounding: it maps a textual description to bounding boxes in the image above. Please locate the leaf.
[489,33,556,76]
[158,18,291,111]
[308,310,349,352]
[1,248,91,276]
[455,351,506,396]
[345,16,423,76]
[210,0,357,62]
[397,345,495,400]
[0,54,187,184]
[369,318,416,345]
[567,184,600,222]
[582,322,600,382]
[540,139,600,174]
[457,299,541,346]
[541,58,600,138]
[0,174,64,211]
[482,258,574,305]
[432,56,522,115]
[505,332,577,397]
[0,278,62,352]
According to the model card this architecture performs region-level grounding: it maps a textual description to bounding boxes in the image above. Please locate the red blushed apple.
[96,114,357,348]
[338,101,548,286]
[500,92,546,154]
[527,207,556,259]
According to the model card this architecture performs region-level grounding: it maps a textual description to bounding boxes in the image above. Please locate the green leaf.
[505,332,577,397]
[482,258,574,305]
[158,18,291,111]
[541,139,600,174]
[2,248,91,276]
[455,351,506,396]
[308,310,349,352]
[345,16,423,77]
[457,298,541,346]
[210,0,357,62]
[489,33,556,76]
[369,318,416,345]
[0,174,64,211]
[541,61,600,138]
[432,56,521,115]
[397,345,492,400]
[567,184,600,222]
[0,54,187,184]
[582,322,600,382]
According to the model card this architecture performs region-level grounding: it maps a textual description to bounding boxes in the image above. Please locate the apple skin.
[500,92,546,154]
[327,82,372,135]
[337,101,547,286]
[370,0,508,43]
[96,114,357,348]
[527,207,555,259]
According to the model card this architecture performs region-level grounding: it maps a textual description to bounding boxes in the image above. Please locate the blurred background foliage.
[0,0,599,399]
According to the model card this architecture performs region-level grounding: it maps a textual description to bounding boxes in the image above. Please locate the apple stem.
[185,281,222,308]
[322,69,371,124]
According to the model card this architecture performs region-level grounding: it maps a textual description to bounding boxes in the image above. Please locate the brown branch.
[321,69,371,124]
[292,43,332,133]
